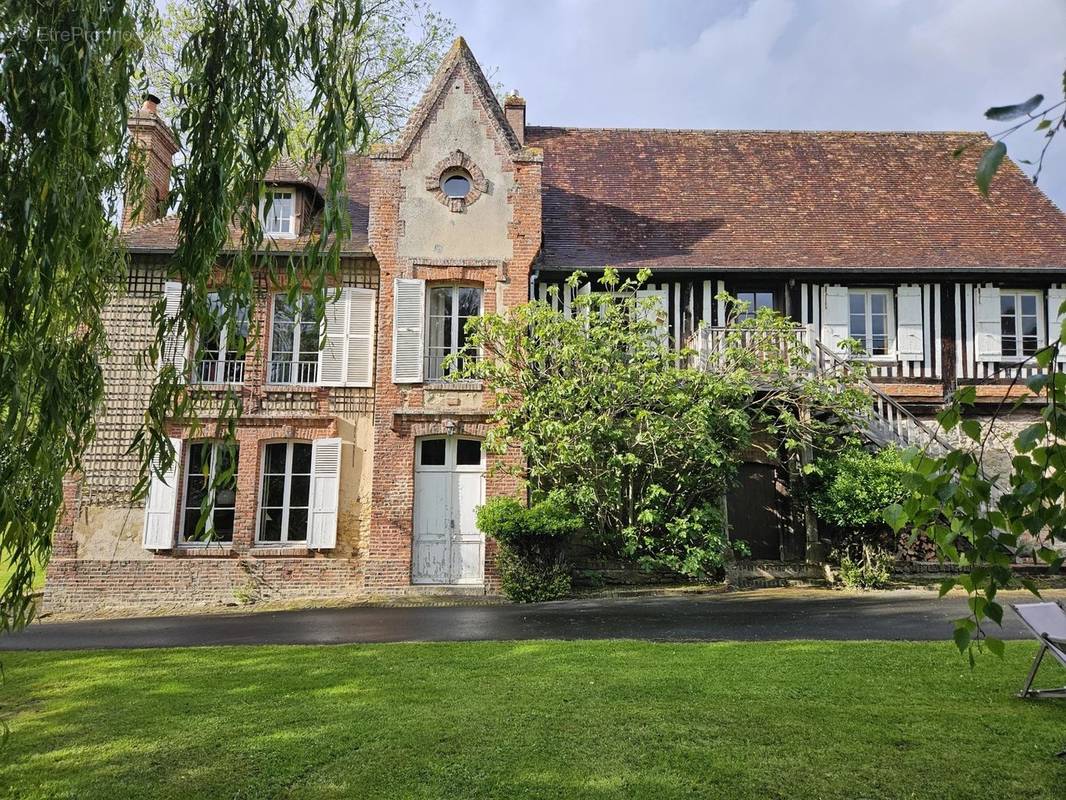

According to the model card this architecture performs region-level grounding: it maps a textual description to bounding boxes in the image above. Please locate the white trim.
[267,293,320,385]
[847,287,895,358]
[256,440,314,545]
[425,284,483,381]
[260,189,297,239]
[178,440,239,545]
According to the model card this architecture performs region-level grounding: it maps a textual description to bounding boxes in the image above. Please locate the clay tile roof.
[122,154,371,256]
[264,155,321,195]
[525,127,1066,271]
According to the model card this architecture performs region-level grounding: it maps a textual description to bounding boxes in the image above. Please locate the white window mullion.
[281,442,293,542]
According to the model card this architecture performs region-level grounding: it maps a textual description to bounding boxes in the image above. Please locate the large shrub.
[808,443,910,587]
[809,444,910,530]
[457,271,870,580]
[477,493,583,603]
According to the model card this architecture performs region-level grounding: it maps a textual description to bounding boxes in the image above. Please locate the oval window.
[442,172,471,199]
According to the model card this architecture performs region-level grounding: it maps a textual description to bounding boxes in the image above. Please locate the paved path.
[0,589,1047,650]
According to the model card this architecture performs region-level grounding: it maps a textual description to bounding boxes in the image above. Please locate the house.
[44,38,1066,612]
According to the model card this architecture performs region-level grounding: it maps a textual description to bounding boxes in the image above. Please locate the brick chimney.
[504,92,526,146]
[123,94,179,229]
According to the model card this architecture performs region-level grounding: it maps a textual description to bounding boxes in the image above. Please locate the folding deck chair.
[1010,601,1066,700]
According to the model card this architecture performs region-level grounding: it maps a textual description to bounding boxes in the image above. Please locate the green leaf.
[1016,422,1047,452]
[986,601,1004,626]
[953,624,972,655]
[960,419,982,442]
[1036,119,1052,130]
[985,94,1044,121]
[938,578,956,598]
[884,503,907,533]
[976,141,1007,197]
[937,406,960,432]
[1020,578,1042,597]
[985,637,1005,658]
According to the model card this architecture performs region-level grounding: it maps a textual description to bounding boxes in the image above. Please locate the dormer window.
[261,190,295,237]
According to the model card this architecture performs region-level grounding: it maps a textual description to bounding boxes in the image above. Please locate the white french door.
[413,436,486,585]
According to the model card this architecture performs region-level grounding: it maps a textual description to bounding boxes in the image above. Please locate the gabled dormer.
[260,157,323,239]
[369,36,542,264]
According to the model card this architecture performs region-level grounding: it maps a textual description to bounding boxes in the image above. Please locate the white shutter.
[1048,286,1066,362]
[161,280,187,380]
[308,437,342,549]
[636,288,669,342]
[346,288,375,386]
[142,437,181,549]
[896,285,925,361]
[392,278,425,383]
[318,291,347,386]
[974,285,1002,361]
[317,288,377,386]
[821,285,850,353]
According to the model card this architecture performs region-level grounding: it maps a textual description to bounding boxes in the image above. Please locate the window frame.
[191,292,248,385]
[416,435,485,473]
[730,287,779,323]
[178,440,239,546]
[267,293,320,385]
[847,288,896,360]
[999,289,1044,360]
[256,440,314,545]
[424,284,483,382]
[260,189,296,238]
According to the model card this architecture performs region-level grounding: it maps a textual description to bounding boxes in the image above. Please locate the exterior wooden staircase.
[687,324,949,453]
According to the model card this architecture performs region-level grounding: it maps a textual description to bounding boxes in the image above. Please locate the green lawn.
[0,641,1063,799]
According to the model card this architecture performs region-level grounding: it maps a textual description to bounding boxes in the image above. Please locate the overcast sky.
[433,0,1066,209]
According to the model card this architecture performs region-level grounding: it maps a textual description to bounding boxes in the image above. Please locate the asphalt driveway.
[0,588,1051,650]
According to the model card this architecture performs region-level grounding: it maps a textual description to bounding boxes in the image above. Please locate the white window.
[261,190,295,237]
[193,293,249,384]
[1000,290,1043,358]
[180,441,239,544]
[426,285,482,380]
[269,294,320,384]
[848,289,894,357]
[258,441,312,544]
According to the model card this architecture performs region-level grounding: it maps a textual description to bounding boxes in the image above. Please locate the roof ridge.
[526,125,989,137]
[121,213,178,235]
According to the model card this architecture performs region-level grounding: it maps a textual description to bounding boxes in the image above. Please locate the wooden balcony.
[685,323,948,453]
[686,324,811,374]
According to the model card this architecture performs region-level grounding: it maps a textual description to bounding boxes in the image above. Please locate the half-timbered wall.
[953,282,1066,382]
[535,273,946,382]
[797,282,943,381]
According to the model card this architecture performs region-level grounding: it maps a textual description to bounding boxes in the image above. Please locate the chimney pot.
[142,93,161,115]
[504,92,526,146]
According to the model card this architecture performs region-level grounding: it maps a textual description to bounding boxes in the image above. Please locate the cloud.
[435,0,1066,207]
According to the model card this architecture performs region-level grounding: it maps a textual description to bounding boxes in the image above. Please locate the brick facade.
[44,38,539,613]
[363,43,541,592]
[43,37,1066,614]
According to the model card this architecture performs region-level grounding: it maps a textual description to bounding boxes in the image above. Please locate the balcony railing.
[268,360,318,385]
[686,323,950,454]
[686,324,810,374]
[194,358,246,385]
